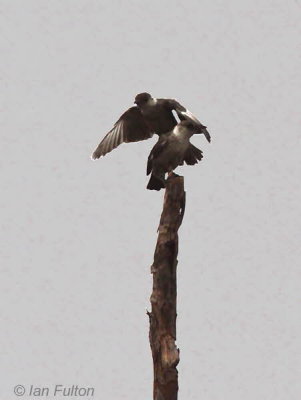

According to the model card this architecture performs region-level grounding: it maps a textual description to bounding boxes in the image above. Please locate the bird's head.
[179,120,196,131]
[134,92,152,107]
[179,120,206,135]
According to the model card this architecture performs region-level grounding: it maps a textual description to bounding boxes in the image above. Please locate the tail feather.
[147,174,165,191]
[184,144,203,165]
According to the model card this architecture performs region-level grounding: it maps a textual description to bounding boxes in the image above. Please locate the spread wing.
[92,107,154,159]
[147,136,170,175]
[167,99,211,143]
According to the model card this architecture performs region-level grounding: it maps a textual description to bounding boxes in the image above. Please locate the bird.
[91,92,210,160]
[146,120,204,191]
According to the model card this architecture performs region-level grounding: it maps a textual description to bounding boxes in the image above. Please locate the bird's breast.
[141,105,176,134]
[167,134,190,153]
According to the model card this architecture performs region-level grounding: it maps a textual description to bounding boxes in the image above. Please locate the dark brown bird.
[147,120,203,191]
[91,92,210,160]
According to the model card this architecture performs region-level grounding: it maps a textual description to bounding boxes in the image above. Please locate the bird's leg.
[168,170,179,178]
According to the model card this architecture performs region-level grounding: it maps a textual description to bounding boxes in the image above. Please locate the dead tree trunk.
[148,173,186,400]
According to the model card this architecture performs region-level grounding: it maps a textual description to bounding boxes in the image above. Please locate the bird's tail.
[147,174,166,191]
[184,143,203,165]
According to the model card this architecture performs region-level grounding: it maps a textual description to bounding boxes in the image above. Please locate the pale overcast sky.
[1,1,301,399]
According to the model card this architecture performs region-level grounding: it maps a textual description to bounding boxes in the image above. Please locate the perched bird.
[91,92,210,160]
[146,120,203,191]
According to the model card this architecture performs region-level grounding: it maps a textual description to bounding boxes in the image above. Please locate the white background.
[1,1,301,399]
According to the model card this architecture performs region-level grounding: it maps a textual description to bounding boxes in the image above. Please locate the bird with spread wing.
[91,92,210,162]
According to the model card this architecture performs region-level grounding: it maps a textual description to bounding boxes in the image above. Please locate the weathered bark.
[148,173,186,400]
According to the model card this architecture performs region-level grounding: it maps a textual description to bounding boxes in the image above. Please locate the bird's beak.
[134,101,137,105]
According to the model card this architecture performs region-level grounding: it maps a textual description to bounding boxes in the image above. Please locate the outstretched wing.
[167,99,211,143]
[92,107,154,159]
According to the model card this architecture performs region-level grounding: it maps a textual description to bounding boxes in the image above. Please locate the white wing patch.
[182,109,202,125]
[172,109,181,123]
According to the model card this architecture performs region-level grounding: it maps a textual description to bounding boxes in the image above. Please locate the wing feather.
[167,99,211,143]
[119,122,123,141]
[92,107,153,159]
[112,124,119,148]
[146,137,169,175]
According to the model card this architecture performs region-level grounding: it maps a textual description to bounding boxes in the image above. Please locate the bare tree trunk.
[147,173,186,400]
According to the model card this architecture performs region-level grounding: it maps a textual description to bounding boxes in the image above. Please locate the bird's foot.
[168,171,179,178]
